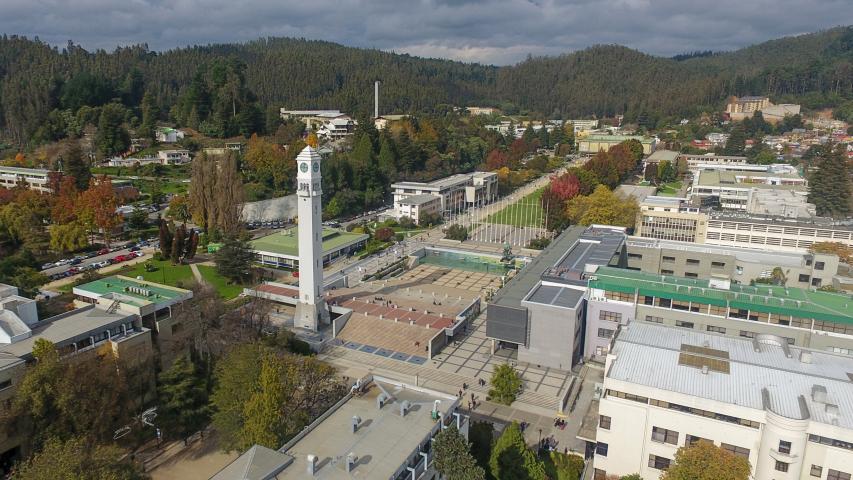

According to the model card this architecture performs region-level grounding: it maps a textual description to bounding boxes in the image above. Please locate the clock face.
[312,162,320,172]
[300,162,309,173]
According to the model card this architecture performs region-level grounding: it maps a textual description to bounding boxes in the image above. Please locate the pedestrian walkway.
[189,263,204,285]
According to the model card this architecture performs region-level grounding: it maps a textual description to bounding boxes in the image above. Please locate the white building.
[466,106,498,116]
[293,146,329,331]
[155,127,185,143]
[568,119,600,134]
[679,153,748,170]
[395,194,442,225]
[391,172,498,218]
[593,322,853,480]
[316,117,356,139]
[157,149,191,165]
[0,166,52,193]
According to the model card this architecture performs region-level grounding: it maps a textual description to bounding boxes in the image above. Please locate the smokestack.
[374,81,380,119]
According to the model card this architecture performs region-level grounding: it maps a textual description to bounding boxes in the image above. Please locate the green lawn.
[123,259,195,289]
[657,181,683,196]
[197,265,245,300]
[486,188,545,227]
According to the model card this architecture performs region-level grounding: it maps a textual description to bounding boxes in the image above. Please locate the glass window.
[598,328,615,339]
[595,442,608,457]
[599,415,611,430]
[651,427,679,445]
[707,325,726,334]
[645,315,663,324]
[811,465,822,477]
[828,470,851,480]
[775,461,789,473]
[815,261,825,270]
[799,274,811,282]
[675,320,694,329]
[722,443,750,459]
[599,311,622,322]
[648,455,671,470]
[778,440,791,454]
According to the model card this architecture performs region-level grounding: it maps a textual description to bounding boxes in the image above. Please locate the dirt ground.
[147,430,237,480]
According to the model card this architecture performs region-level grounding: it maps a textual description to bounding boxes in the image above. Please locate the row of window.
[707,220,853,240]
[604,389,762,428]
[599,310,622,322]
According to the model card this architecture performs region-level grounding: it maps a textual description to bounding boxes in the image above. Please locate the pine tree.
[488,422,545,480]
[139,91,159,140]
[724,124,747,155]
[809,144,851,219]
[433,426,485,480]
[63,141,91,191]
[157,356,209,444]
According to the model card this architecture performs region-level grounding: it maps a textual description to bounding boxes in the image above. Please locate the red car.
[113,255,126,263]
[98,248,110,255]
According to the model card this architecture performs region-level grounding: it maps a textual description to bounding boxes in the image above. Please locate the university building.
[593,322,853,480]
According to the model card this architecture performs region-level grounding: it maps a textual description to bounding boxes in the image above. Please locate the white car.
[41,263,54,270]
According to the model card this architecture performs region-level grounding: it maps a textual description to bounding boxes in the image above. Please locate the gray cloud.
[0,0,850,65]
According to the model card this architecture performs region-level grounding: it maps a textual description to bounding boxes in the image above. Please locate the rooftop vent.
[346,453,357,472]
[351,415,362,434]
[400,400,412,417]
[826,403,839,416]
[307,454,317,475]
[800,351,812,364]
[701,365,709,375]
[377,392,389,409]
[811,384,827,404]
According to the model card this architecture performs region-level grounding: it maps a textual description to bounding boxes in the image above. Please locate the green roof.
[589,266,853,325]
[74,275,190,306]
[250,228,369,258]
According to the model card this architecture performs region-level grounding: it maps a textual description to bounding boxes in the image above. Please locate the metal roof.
[610,322,853,429]
[397,194,440,206]
[524,284,584,309]
[589,266,853,325]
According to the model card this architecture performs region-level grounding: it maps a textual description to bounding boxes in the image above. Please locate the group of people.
[553,417,567,430]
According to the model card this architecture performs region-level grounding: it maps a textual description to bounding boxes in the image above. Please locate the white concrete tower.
[294,145,329,331]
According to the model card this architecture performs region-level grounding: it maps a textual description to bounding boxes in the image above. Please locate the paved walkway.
[189,263,204,285]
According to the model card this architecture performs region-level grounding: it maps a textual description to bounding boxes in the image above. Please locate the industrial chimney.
[374,81,380,119]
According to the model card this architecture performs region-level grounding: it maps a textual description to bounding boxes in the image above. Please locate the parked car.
[41,263,54,270]
[98,248,110,255]
[70,258,82,266]
[129,246,141,252]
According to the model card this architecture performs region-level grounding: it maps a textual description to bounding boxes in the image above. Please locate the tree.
[543,451,585,480]
[95,103,130,157]
[446,224,468,241]
[184,229,200,260]
[210,343,265,452]
[657,160,676,183]
[661,440,750,480]
[158,219,173,258]
[808,144,850,219]
[489,363,522,406]
[488,422,545,480]
[49,222,88,253]
[374,226,395,242]
[157,356,209,444]
[127,208,148,233]
[63,141,92,191]
[565,185,639,228]
[11,436,146,480]
[138,90,159,140]
[724,124,746,155]
[171,223,186,264]
[167,194,191,223]
[214,234,255,283]
[240,353,288,449]
[433,425,486,480]
[78,176,121,246]
[619,475,643,480]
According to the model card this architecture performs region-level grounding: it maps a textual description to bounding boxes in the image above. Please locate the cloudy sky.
[1,0,850,65]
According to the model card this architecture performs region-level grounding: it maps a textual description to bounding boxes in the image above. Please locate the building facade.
[395,194,442,225]
[593,322,853,480]
[391,172,498,218]
[577,135,657,155]
[0,166,52,193]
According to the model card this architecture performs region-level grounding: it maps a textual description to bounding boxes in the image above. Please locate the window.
[648,455,671,470]
[675,320,694,329]
[599,415,611,430]
[651,427,679,445]
[828,469,851,480]
[685,272,698,278]
[628,253,642,259]
[810,434,853,451]
[661,269,674,275]
[707,325,726,334]
[721,443,750,459]
[662,256,675,263]
[599,311,622,322]
[775,461,789,472]
[736,266,743,275]
[816,261,825,270]
[595,442,608,457]
[810,465,822,477]
[598,328,615,339]
[656,297,672,308]
[711,261,726,268]
[686,258,700,265]
[593,469,607,480]
[799,274,811,283]
[0,379,11,390]
[778,440,791,454]
[645,315,663,324]
[812,278,822,287]
[685,434,708,446]
[606,389,648,404]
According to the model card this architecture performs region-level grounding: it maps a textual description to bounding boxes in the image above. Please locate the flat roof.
[582,134,653,143]
[250,228,369,258]
[397,194,440,206]
[73,275,191,307]
[0,166,50,175]
[646,150,679,162]
[524,283,584,309]
[0,305,136,359]
[392,173,472,191]
[589,266,853,325]
[697,170,805,189]
[610,322,853,429]
[279,377,456,479]
[625,236,822,268]
[708,212,853,231]
[542,227,626,284]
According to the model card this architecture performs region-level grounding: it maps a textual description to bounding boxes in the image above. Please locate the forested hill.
[0,26,851,144]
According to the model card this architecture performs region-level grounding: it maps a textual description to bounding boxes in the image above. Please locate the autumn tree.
[244,134,292,192]
[565,185,639,228]
[433,425,486,480]
[167,194,191,223]
[52,176,80,224]
[11,436,146,480]
[78,176,121,246]
[661,440,751,480]
[49,222,88,253]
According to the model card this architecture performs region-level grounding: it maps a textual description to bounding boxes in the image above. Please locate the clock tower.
[294,145,329,331]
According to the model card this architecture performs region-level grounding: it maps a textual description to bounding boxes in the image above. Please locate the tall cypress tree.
[809,144,851,218]
[724,124,747,155]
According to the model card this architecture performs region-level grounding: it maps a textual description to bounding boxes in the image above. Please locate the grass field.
[197,265,244,300]
[657,181,683,196]
[124,259,195,288]
[486,188,545,227]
